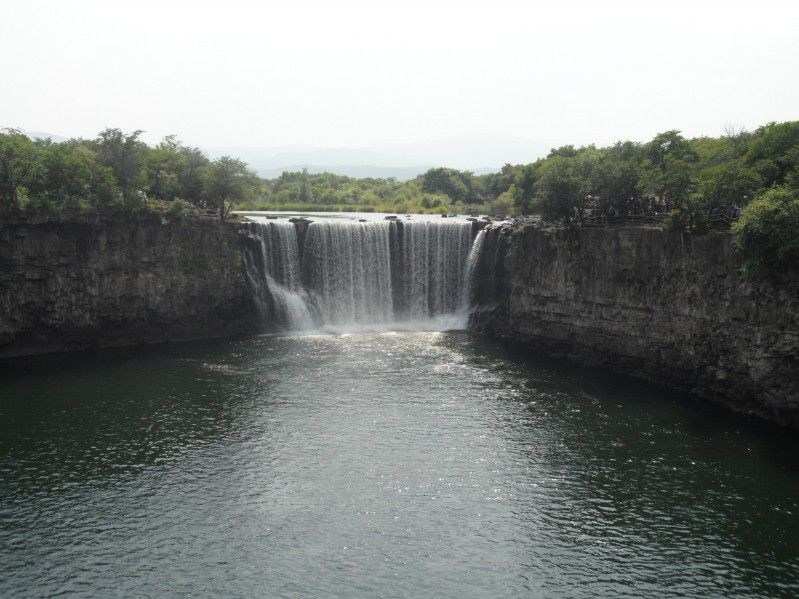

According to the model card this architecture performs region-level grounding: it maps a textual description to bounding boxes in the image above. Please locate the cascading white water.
[243,221,315,331]
[244,217,492,333]
[464,228,487,308]
[400,221,472,322]
[302,221,394,326]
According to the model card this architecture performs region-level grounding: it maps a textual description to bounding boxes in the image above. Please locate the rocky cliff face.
[0,214,256,358]
[476,224,799,426]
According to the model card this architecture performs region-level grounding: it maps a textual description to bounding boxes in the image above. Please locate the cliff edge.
[475,223,799,426]
[0,214,256,358]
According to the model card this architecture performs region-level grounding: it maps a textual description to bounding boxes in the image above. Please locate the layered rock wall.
[478,224,799,425]
[0,214,256,358]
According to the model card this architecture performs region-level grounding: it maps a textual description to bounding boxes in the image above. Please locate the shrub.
[166,198,190,219]
[732,186,799,277]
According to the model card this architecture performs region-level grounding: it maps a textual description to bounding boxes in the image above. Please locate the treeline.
[244,122,799,226]
[244,170,462,214]
[4,122,796,224]
[0,128,259,219]
[1,123,796,274]
[509,122,799,231]
[245,122,797,276]
[244,166,520,214]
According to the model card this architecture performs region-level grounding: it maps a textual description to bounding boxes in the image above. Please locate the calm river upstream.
[1,332,798,598]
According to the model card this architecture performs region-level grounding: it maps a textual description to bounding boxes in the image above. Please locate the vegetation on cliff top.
[0,128,258,220]
[3,122,796,222]
[732,186,799,278]
[1,122,797,274]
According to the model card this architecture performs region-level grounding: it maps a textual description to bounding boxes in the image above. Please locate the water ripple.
[1,332,798,598]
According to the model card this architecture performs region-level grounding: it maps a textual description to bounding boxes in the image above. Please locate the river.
[1,331,797,597]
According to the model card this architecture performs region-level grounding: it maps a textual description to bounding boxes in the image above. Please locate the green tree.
[0,129,39,210]
[145,135,185,202]
[590,142,641,208]
[746,121,799,188]
[697,159,760,209]
[298,167,314,203]
[27,141,97,210]
[641,131,698,228]
[509,163,538,214]
[95,128,147,206]
[533,156,589,223]
[203,156,256,219]
[547,145,579,158]
[420,168,472,203]
[732,186,799,277]
[180,146,210,205]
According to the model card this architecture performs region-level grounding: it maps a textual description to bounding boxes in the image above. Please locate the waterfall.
[399,221,472,322]
[302,221,394,326]
[465,224,510,329]
[465,228,487,308]
[243,216,498,333]
[243,221,315,331]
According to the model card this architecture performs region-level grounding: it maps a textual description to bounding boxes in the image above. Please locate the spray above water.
[243,216,496,334]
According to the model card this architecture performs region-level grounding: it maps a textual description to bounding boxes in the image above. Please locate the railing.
[579,208,667,227]
[577,207,739,229]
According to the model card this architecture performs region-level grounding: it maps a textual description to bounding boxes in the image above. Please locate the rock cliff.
[0,214,256,358]
[475,224,799,426]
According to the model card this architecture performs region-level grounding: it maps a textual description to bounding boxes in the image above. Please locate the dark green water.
[1,332,798,598]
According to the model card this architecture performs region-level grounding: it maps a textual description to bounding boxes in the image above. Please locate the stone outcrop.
[474,223,799,426]
[0,213,257,358]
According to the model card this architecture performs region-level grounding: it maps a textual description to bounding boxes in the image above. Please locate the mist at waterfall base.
[242,215,497,335]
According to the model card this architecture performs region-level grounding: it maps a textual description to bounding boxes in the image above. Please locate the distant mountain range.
[23,131,552,180]
[25,131,70,143]
[207,134,552,180]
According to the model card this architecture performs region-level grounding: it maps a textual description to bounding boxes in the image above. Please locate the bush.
[488,191,515,216]
[166,198,190,219]
[662,194,709,232]
[732,186,799,277]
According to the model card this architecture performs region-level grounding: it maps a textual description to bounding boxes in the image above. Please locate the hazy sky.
[2,0,797,149]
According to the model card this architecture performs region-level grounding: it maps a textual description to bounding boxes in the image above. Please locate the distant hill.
[257,164,434,180]
[24,131,70,143]
[369,134,552,170]
[16,131,552,180]
[208,146,429,180]
[208,134,551,180]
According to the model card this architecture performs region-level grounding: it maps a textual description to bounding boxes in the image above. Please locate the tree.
[0,129,39,210]
[420,167,472,203]
[533,156,589,223]
[147,135,210,206]
[203,156,255,219]
[145,135,184,202]
[509,163,538,214]
[641,130,697,207]
[27,141,96,210]
[95,128,147,206]
[697,159,760,209]
[732,186,799,278]
[180,146,209,205]
[298,167,314,203]
[547,145,579,158]
[745,121,799,188]
[590,142,642,209]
